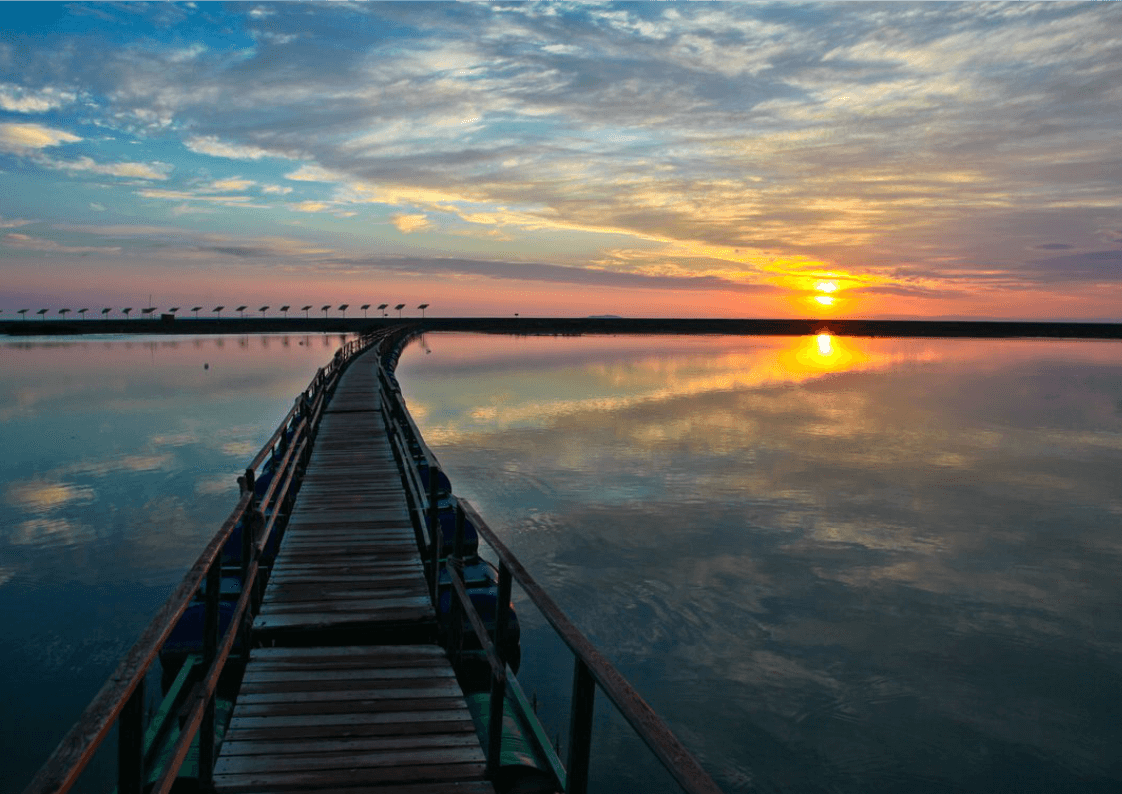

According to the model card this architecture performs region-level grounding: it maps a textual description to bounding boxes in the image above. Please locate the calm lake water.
[2,332,1121,794]
[394,333,1122,794]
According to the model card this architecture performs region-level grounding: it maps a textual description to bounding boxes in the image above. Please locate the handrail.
[23,328,392,794]
[458,499,724,794]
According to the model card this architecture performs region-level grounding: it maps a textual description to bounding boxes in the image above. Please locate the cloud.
[43,156,173,180]
[1022,250,1122,284]
[3,2,1122,309]
[0,84,77,113]
[3,232,121,255]
[284,165,344,183]
[324,254,781,294]
[0,123,81,153]
[289,201,332,213]
[202,177,255,192]
[137,188,256,206]
[185,135,284,160]
[390,213,431,233]
[0,217,34,228]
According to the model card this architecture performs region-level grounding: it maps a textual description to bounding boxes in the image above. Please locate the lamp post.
[101,308,111,318]
[361,304,370,317]
[338,304,349,318]
[235,305,247,318]
[59,308,71,319]
[259,305,269,317]
[18,309,28,320]
[321,304,330,318]
[191,306,203,318]
[168,307,180,316]
[301,305,312,318]
[213,305,225,318]
[122,307,133,319]
[280,305,290,318]
[377,303,388,317]
[37,308,49,319]
[78,308,88,319]
[141,307,157,319]
[418,303,429,317]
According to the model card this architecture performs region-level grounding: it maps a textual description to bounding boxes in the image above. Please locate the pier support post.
[567,659,596,794]
[117,678,144,794]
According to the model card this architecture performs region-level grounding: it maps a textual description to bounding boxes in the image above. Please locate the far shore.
[3,316,1122,339]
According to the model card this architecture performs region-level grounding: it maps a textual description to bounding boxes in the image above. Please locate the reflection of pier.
[23,327,721,794]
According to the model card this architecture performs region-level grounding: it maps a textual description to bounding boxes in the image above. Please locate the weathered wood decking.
[216,352,493,793]
[253,355,434,645]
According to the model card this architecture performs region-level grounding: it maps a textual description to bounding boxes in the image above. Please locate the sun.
[812,279,839,307]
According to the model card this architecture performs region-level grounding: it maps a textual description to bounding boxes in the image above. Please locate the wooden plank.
[250,645,447,660]
[230,698,473,719]
[218,733,481,760]
[244,781,493,794]
[222,719,478,743]
[213,761,487,790]
[234,681,464,705]
[227,710,474,731]
[215,745,484,776]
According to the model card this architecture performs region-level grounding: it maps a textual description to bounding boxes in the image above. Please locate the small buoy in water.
[204,362,209,370]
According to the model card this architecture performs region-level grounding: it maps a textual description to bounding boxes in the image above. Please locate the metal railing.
[22,330,391,794]
[376,331,724,794]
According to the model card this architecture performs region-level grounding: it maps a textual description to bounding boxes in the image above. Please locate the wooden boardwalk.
[216,352,494,794]
[253,355,434,646]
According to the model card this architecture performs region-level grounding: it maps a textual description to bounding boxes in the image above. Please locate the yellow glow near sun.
[815,280,838,293]
[817,332,833,357]
[813,294,835,306]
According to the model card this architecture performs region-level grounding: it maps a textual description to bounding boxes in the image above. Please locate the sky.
[1,1,1120,320]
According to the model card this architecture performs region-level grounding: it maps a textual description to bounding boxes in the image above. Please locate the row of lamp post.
[3,303,432,319]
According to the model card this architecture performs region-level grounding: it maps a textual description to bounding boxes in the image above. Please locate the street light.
[191,306,203,318]
[280,305,290,317]
[321,304,330,318]
[141,307,157,319]
[235,305,248,318]
[259,305,269,317]
[213,305,225,317]
[37,308,49,319]
[18,309,28,319]
[78,308,88,319]
[377,303,388,317]
[101,307,111,318]
[361,304,371,317]
[301,305,312,318]
[418,303,429,317]
[168,306,180,315]
[59,308,71,319]
[338,304,349,318]
[394,303,405,317]
[122,307,133,319]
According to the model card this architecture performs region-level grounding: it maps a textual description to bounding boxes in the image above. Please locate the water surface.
[395,333,1122,793]
[0,333,352,794]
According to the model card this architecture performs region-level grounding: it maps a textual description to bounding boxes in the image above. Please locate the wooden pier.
[214,352,489,792]
[23,328,723,794]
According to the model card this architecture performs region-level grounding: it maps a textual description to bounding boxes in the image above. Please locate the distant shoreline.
[3,316,1122,339]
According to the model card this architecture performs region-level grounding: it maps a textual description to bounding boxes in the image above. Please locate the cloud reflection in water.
[398,333,1122,793]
